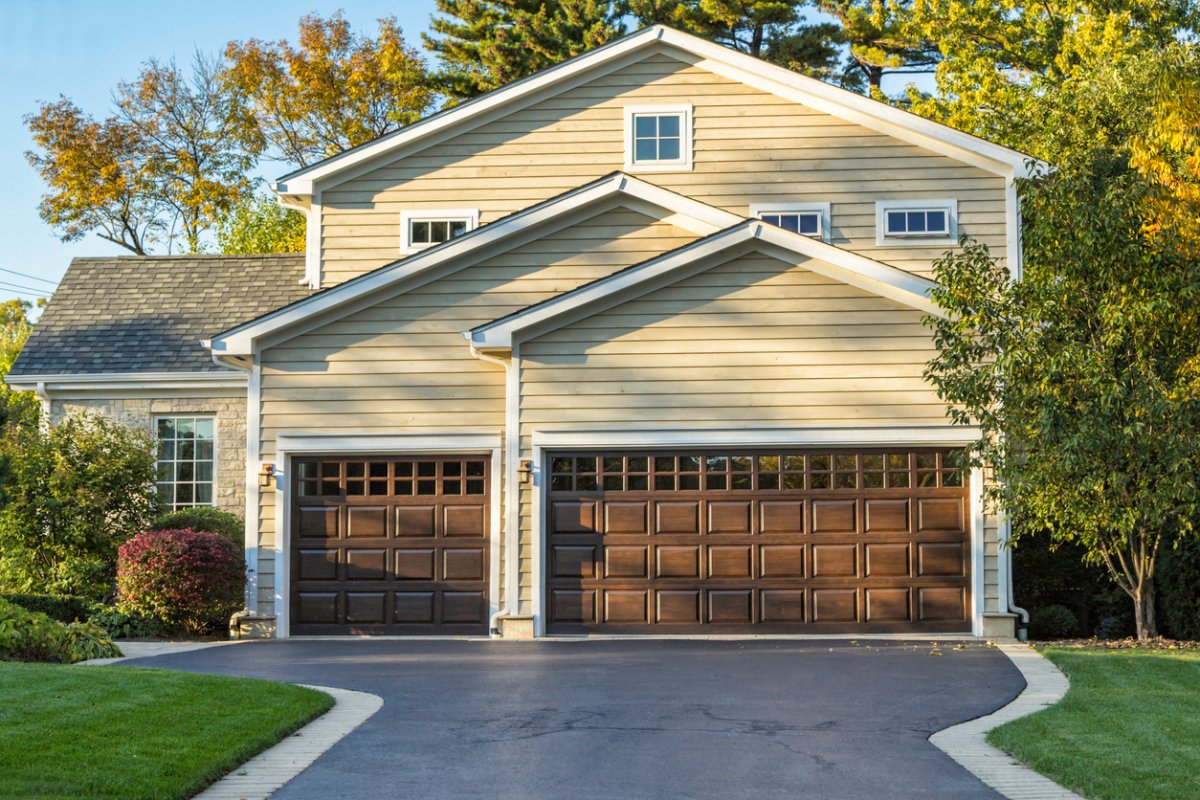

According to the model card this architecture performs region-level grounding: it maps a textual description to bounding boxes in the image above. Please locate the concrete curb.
[931,642,1084,800]
[192,684,383,800]
[81,639,243,665]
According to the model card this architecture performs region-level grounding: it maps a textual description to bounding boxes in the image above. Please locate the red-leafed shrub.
[117,530,244,635]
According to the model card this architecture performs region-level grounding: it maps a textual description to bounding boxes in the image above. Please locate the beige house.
[9,26,1039,639]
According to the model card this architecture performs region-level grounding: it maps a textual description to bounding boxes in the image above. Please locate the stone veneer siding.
[50,396,247,516]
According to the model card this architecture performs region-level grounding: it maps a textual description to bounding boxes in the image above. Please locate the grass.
[0,662,333,800]
[988,647,1200,800]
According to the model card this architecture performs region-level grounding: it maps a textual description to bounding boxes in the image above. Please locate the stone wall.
[50,395,247,516]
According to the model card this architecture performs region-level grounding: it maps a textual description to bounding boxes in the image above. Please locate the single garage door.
[291,455,490,635]
[546,449,971,633]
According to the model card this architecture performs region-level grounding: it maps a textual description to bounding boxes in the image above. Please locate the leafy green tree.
[224,13,436,167]
[924,164,1200,640]
[817,1,939,95]
[0,414,158,601]
[425,0,626,101]
[216,193,305,254]
[0,299,42,432]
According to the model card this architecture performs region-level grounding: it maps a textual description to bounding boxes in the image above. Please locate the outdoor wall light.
[258,463,275,488]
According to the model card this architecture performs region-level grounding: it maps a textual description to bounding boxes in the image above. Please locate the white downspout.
[211,352,260,615]
[469,342,519,634]
[1005,518,1030,633]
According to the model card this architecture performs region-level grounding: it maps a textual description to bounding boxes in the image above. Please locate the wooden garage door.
[546,449,971,633]
[291,455,489,635]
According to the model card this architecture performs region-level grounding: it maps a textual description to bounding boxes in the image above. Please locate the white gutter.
[5,371,247,392]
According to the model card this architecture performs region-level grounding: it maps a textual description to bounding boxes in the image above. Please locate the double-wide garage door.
[546,449,971,633]
[290,455,490,635]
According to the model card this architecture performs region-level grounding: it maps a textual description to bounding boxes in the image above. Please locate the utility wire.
[0,267,58,286]
[0,280,51,295]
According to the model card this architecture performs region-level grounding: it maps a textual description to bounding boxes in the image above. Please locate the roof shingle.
[9,254,310,376]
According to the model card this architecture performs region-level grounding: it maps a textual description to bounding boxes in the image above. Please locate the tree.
[114,53,257,254]
[216,193,305,254]
[0,300,42,432]
[818,1,939,95]
[0,413,158,600]
[26,55,257,255]
[224,13,436,167]
[425,1,626,101]
[24,99,163,255]
[1131,47,1200,258]
[923,164,1200,640]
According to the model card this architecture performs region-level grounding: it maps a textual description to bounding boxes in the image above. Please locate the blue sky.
[0,1,437,304]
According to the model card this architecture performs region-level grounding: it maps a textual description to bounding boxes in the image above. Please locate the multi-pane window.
[759,212,821,236]
[296,458,486,498]
[625,106,692,170]
[155,417,215,509]
[876,200,956,244]
[400,210,478,252]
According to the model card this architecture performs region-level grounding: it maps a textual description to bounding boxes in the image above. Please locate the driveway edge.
[193,684,383,800]
[930,643,1083,800]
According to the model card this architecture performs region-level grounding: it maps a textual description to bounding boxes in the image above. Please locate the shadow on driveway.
[124,639,1024,800]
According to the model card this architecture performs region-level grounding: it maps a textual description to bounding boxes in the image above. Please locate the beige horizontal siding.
[255,205,699,608]
[319,45,1008,286]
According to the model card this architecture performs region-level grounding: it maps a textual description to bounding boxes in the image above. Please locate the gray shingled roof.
[9,254,310,376]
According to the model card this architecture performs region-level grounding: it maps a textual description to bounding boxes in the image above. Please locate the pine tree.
[424,1,626,102]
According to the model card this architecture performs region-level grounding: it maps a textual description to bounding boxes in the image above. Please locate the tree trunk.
[1133,579,1158,640]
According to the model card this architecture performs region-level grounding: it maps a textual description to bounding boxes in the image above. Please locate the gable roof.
[467,220,941,352]
[7,255,308,381]
[275,25,1043,198]
[207,172,743,357]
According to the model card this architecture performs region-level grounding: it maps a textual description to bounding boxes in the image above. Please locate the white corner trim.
[875,198,958,247]
[272,25,1042,196]
[750,202,832,243]
[271,430,503,638]
[243,359,262,613]
[399,208,480,254]
[971,466,987,636]
[192,684,383,800]
[210,173,743,357]
[623,103,693,172]
[931,644,1084,800]
[469,220,941,350]
[307,192,323,290]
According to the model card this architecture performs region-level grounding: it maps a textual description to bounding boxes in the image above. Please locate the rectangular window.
[155,416,216,509]
[400,209,479,252]
[876,199,957,245]
[624,105,692,171]
[750,203,831,242]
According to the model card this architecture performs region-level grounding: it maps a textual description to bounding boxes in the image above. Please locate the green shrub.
[1030,604,1080,640]
[1159,537,1200,641]
[118,530,244,635]
[150,507,244,548]
[1012,534,1135,637]
[86,604,165,640]
[0,593,90,623]
[0,599,121,663]
[0,413,157,600]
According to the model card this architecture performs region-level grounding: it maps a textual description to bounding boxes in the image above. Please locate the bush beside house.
[117,529,244,636]
[0,599,121,663]
[150,507,244,548]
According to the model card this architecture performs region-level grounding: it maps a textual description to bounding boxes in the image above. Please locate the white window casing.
[154,415,217,509]
[750,202,831,243]
[623,104,693,172]
[875,198,958,246]
[400,208,480,253]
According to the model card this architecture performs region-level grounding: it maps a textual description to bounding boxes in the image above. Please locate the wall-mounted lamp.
[258,463,276,488]
[518,459,533,484]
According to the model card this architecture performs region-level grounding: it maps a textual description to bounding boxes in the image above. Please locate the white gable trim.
[207,173,743,357]
[274,25,1042,196]
[468,221,941,351]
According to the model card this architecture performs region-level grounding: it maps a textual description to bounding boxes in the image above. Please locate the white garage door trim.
[530,426,985,637]
[272,431,503,638]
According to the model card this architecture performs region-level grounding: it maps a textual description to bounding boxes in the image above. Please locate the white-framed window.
[400,209,479,253]
[623,104,693,172]
[875,199,957,246]
[155,416,216,509]
[750,202,832,242]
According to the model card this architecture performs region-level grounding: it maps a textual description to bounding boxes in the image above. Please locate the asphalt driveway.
[124,639,1024,800]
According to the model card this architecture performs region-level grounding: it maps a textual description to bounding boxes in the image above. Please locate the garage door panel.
[547,448,970,633]
[291,455,489,635]
[811,500,857,533]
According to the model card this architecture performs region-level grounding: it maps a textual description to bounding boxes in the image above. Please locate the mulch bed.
[1039,637,1200,650]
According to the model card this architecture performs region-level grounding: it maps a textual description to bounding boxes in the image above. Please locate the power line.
[0,280,51,295]
[0,267,58,286]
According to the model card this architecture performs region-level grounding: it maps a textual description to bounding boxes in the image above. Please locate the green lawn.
[989,648,1200,800]
[0,662,333,800]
